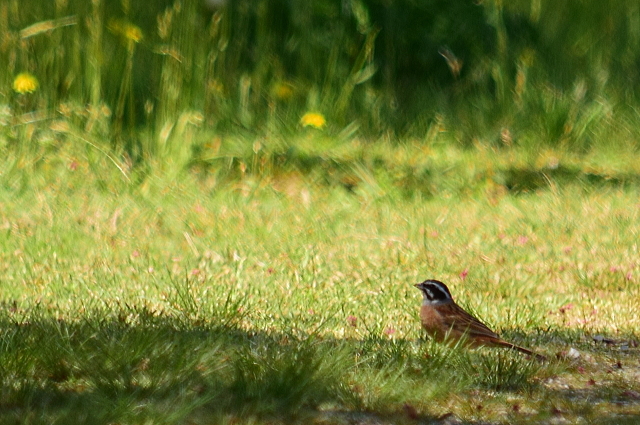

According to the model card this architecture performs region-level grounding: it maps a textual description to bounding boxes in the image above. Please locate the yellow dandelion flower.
[123,23,143,42]
[108,19,143,43]
[13,72,39,94]
[272,82,294,101]
[300,112,326,129]
[208,79,225,96]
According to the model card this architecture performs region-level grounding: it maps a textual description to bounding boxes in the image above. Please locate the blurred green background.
[2,0,639,174]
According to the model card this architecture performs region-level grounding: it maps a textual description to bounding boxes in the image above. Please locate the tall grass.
[1,0,639,178]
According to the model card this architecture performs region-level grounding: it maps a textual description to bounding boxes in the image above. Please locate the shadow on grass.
[193,148,435,198]
[0,305,441,425]
[195,147,640,199]
[501,165,640,193]
[0,305,638,424]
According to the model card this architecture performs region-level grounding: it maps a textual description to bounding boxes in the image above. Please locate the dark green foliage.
[0,306,551,423]
[3,0,640,159]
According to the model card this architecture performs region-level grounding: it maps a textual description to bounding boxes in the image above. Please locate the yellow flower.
[272,82,294,101]
[300,112,326,129]
[108,19,143,43]
[13,72,38,94]
[123,23,143,42]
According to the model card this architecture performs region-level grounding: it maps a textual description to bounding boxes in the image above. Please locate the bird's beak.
[413,283,421,289]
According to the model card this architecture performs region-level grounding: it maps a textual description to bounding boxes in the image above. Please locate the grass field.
[1,143,639,424]
[3,1,640,422]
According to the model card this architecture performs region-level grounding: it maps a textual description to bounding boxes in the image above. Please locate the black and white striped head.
[414,279,454,305]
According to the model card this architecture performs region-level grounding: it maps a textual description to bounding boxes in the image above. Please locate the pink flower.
[384,327,396,336]
[459,269,469,280]
[559,303,574,314]
[347,315,357,327]
[517,236,529,245]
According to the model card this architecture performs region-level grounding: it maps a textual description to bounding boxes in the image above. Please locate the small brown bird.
[414,279,545,360]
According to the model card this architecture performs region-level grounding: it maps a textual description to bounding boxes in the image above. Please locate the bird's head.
[414,279,453,305]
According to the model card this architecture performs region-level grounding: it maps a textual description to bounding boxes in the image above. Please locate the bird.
[414,279,546,360]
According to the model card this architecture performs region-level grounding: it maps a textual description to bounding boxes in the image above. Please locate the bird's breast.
[419,304,448,342]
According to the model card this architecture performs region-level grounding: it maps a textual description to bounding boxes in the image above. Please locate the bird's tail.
[499,340,547,361]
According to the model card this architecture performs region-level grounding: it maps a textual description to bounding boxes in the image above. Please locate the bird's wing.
[438,302,547,360]
[439,303,500,340]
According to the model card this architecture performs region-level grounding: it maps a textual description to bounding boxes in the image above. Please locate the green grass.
[2,1,640,423]
[1,145,640,424]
